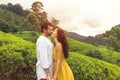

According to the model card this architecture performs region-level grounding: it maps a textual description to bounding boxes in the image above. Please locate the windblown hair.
[57,28,69,58]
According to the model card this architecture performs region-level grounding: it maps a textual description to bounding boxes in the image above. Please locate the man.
[36,22,54,80]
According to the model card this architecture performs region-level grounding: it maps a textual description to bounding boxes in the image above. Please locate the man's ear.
[43,29,46,33]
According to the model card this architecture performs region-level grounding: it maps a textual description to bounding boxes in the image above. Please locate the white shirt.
[36,35,54,80]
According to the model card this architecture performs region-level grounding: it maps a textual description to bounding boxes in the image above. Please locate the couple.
[36,22,74,80]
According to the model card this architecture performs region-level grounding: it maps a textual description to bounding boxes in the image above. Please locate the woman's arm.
[53,43,62,79]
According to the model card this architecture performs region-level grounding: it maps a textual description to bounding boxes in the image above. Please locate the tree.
[0,4,7,9]
[19,18,31,33]
[103,25,120,52]
[13,4,23,16]
[27,12,39,31]
[0,5,31,33]
[0,19,9,32]
[31,1,43,13]
[27,12,39,41]
[85,50,103,60]
[22,10,30,17]
[0,3,29,17]
[51,17,59,27]
[0,19,18,33]
[31,1,48,25]
[40,11,48,24]
[7,3,14,11]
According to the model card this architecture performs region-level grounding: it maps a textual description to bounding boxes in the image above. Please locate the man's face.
[46,25,54,36]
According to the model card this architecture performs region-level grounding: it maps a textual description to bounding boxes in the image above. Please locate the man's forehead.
[48,25,53,28]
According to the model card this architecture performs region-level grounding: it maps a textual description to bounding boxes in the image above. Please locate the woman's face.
[52,28,58,38]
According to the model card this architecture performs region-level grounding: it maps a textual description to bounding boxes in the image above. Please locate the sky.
[0,0,120,36]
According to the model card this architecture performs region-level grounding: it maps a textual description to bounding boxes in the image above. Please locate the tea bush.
[67,52,120,80]
[0,31,120,80]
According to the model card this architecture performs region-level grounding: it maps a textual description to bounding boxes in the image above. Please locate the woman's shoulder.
[55,42,63,54]
[56,42,62,47]
[55,42,62,50]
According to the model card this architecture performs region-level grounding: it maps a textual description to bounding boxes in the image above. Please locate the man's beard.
[46,32,52,36]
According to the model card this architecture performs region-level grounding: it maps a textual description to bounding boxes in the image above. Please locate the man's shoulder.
[36,36,44,42]
[37,36,44,40]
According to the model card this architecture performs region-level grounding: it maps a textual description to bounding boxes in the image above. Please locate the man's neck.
[42,33,48,37]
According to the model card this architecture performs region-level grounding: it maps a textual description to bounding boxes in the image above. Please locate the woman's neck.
[54,37,59,43]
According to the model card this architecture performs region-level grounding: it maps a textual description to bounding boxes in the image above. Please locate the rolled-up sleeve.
[37,40,49,69]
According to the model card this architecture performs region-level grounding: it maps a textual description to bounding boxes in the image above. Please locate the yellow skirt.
[54,60,74,80]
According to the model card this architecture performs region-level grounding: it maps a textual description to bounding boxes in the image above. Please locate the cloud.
[82,17,101,28]
[43,0,120,36]
[1,0,120,36]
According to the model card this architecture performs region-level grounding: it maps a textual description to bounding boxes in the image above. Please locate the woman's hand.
[46,74,51,80]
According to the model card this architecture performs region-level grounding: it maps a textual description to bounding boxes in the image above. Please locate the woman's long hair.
[57,28,69,58]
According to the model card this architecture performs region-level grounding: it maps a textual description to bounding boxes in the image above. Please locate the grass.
[10,31,41,43]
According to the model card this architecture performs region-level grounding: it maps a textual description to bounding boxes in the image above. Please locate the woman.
[51,27,74,80]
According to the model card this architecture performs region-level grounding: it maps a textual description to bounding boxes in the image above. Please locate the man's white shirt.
[36,35,54,80]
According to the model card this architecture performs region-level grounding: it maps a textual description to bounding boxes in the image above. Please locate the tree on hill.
[27,12,39,31]
[0,7,31,33]
[0,3,30,17]
[31,1,48,24]
[103,25,120,52]
[51,17,60,27]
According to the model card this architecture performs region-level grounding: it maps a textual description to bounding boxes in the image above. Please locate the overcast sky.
[1,0,120,36]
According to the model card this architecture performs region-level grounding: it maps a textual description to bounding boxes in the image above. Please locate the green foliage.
[0,31,36,80]
[68,38,120,66]
[0,3,30,17]
[0,2,49,33]
[68,38,96,53]
[67,52,120,80]
[50,17,59,27]
[0,31,120,80]
[31,1,48,24]
[103,25,120,52]
[0,8,31,33]
[0,19,10,32]
[85,50,103,59]
[11,31,40,43]
[27,12,40,31]
[0,19,18,33]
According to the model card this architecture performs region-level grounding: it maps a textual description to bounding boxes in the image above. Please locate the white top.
[36,35,54,80]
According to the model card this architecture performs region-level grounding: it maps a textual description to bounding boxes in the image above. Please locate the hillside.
[65,24,120,53]
[65,30,103,45]
[11,31,120,66]
[68,38,120,66]
[0,31,120,80]
[68,52,120,80]
[0,31,36,80]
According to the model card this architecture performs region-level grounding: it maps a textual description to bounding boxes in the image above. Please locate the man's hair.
[41,22,53,32]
